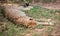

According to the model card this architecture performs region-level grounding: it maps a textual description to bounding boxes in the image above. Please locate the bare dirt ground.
[40,3,60,36]
[40,3,60,10]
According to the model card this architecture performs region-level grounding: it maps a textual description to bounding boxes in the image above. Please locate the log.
[3,4,37,28]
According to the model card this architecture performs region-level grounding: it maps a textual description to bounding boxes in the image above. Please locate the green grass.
[0,5,60,36]
[35,24,43,29]
[24,6,60,20]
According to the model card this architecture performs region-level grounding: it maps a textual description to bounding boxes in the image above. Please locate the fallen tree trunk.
[3,4,37,28]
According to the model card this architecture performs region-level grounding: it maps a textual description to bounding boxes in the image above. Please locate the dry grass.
[0,5,60,36]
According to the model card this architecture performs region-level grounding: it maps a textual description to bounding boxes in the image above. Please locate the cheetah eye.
[29,18,33,20]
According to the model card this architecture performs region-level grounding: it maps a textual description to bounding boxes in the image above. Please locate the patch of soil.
[40,3,60,10]
[52,25,60,36]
